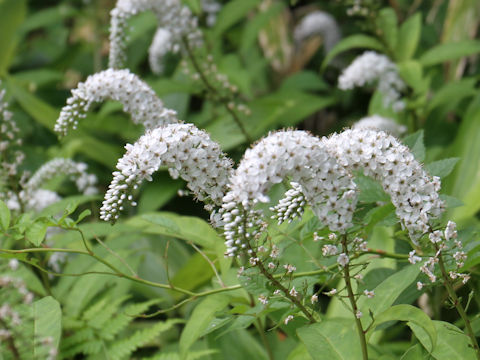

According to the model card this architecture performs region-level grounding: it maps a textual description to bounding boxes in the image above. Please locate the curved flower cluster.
[7,158,97,212]
[109,0,202,69]
[222,130,357,257]
[26,158,97,196]
[100,123,233,222]
[149,28,174,75]
[325,129,444,241]
[293,11,341,53]
[353,115,407,138]
[0,84,24,181]
[55,69,178,136]
[339,51,406,112]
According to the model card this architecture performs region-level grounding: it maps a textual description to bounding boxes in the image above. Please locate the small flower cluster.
[326,129,444,241]
[353,115,407,138]
[293,11,341,53]
[417,221,470,289]
[101,123,233,222]
[0,83,24,182]
[270,182,305,224]
[55,69,178,136]
[346,0,370,16]
[7,158,97,212]
[222,130,357,257]
[339,51,406,112]
[109,0,202,69]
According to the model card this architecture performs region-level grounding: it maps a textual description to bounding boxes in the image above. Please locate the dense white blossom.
[222,130,357,257]
[270,182,305,224]
[293,11,341,53]
[337,253,349,267]
[55,69,177,136]
[325,129,444,241]
[339,52,406,112]
[148,28,173,74]
[109,0,202,69]
[353,115,407,137]
[101,123,233,222]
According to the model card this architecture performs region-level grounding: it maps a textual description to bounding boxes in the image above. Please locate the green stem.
[341,236,369,360]
[255,318,274,360]
[182,37,252,143]
[437,249,480,359]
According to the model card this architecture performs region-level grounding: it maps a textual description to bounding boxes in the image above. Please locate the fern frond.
[88,295,130,329]
[101,299,162,341]
[107,319,183,360]
[142,349,218,360]
[60,328,95,350]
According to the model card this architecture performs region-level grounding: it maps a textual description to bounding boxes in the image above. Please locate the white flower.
[270,182,305,224]
[311,294,318,303]
[293,11,341,53]
[258,295,268,305]
[339,52,405,112]
[355,310,363,319]
[201,0,221,27]
[268,262,276,269]
[337,253,349,267]
[429,230,443,244]
[284,315,294,324]
[353,115,407,138]
[283,264,296,273]
[101,123,233,222]
[328,233,337,241]
[289,287,298,297]
[363,290,375,298]
[222,130,357,257]
[445,221,457,241]
[109,0,202,69]
[322,244,338,256]
[325,288,337,296]
[325,129,444,243]
[273,289,281,295]
[408,250,422,264]
[55,69,178,136]
[8,259,19,271]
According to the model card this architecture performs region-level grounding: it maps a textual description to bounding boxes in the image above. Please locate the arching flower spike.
[353,115,407,138]
[325,129,444,241]
[222,130,357,257]
[109,0,202,69]
[54,69,178,136]
[100,123,233,223]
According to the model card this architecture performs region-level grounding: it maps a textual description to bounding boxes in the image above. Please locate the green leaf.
[396,13,422,61]
[371,305,436,352]
[400,344,424,360]
[179,295,230,359]
[322,35,387,69]
[426,158,459,178]
[128,212,221,249]
[397,60,424,92]
[0,199,11,231]
[444,96,480,222]
[76,209,91,224]
[356,173,390,203]
[297,319,362,360]
[403,130,425,162]
[410,321,476,359]
[358,264,420,317]
[34,296,62,355]
[26,218,50,246]
[376,8,398,50]
[213,0,260,36]
[6,75,57,130]
[419,40,480,66]
[0,0,26,75]
[38,194,99,218]
[427,78,477,113]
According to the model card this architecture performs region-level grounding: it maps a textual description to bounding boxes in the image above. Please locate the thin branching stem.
[182,37,252,143]
[435,245,480,359]
[341,235,369,360]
